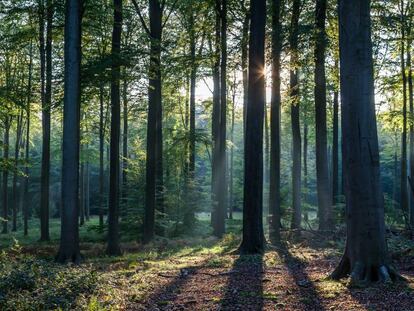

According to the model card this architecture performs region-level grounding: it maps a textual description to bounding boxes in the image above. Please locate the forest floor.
[1,218,414,310]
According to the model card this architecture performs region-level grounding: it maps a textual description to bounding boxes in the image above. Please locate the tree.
[106,0,123,256]
[2,116,10,234]
[290,0,301,229]
[314,0,332,230]
[239,0,266,254]
[269,0,282,244]
[331,0,400,283]
[56,0,82,264]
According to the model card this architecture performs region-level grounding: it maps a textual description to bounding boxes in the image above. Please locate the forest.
[0,0,414,310]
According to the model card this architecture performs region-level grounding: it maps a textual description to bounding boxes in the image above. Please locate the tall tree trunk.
[400,1,409,225]
[407,24,414,229]
[184,12,196,227]
[12,111,23,232]
[211,0,222,235]
[24,40,34,236]
[241,1,249,137]
[39,0,51,241]
[122,74,128,202]
[269,0,282,244]
[2,118,10,234]
[56,0,82,264]
[264,102,269,185]
[143,0,162,243]
[332,82,339,204]
[215,0,228,237]
[239,0,266,254]
[303,122,308,219]
[85,159,90,221]
[229,81,235,220]
[107,0,122,256]
[331,0,400,283]
[99,83,105,227]
[314,0,332,230]
[290,0,301,229]
[79,157,85,226]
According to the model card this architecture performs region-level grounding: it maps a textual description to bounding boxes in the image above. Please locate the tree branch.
[131,0,151,36]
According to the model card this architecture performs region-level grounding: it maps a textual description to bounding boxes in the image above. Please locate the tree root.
[330,257,405,286]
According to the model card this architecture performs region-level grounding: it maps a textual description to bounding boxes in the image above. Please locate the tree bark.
[314,0,332,230]
[239,0,266,254]
[56,0,82,264]
[122,74,128,202]
[143,0,163,243]
[12,111,24,232]
[107,0,122,256]
[269,0,282,244]
[400,1,409,225]
[24,40,34,236]
[332,83,339,204]
[99,83,105,227]
[331,0,400,284]
[2,117,10,234]
[407,20,414,229]
[290,0,301,229]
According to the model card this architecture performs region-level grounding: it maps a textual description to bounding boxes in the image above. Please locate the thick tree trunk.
[56,0,82,264]
[143,0,162,243]
[314,0,332,230]
[331,0,400,284]
[290,0,301,230]
[2,118,10,234]
[269,0,282,244]
[239,0,266,254]
[107,0,122,256]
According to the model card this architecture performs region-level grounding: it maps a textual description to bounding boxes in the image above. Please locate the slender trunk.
[229,78,236,220]
[143,0,162,243]
[240,0,266,254]
[107,0,122,255]
[315,0,332,230]
[2,118,10,234]
[332,85,339,204]
[79,158,85,226]
[211,0,222,234]
[12,111,24,231]
[241,3,249,136]
[401,14,408,224]
[290,0,301,229]
[303,122,308,219]
[264,102,269,185]
[56,0,82,263]
[407,28,414,228]
[85,159,90,221]
[24,41,34,236]
[215,0,228,237]
[99,83,105,227]
[269,0,282,244]
[122,74,128,202]
[331,0,399,283]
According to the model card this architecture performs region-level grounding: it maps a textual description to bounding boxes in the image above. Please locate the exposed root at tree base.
[330,256,406,286]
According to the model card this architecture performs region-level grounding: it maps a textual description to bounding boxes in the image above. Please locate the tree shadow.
[220,254,264,310]
[276,247,326,311]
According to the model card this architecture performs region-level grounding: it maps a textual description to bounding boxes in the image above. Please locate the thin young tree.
[106,0,123,256]
[331,0,400,283]
[239,0,266,254]
[56,0,82,264]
